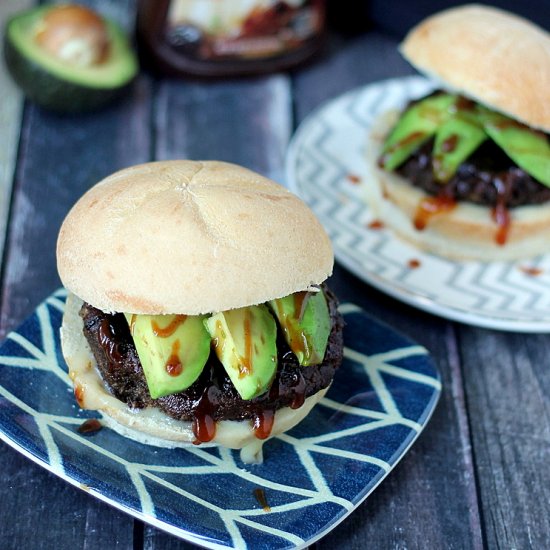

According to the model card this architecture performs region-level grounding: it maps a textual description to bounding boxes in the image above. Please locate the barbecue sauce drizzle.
[98,319,123,365]
[411,174,512,245]
[192,386,217,444]
[413,194,456,230]
[151,314,187,337]
[381,95,519,245]
[165,340,183,376]
[95,306,315,445]
[491,174,512,245]
[253,409,275,440]
[252,367,307,439]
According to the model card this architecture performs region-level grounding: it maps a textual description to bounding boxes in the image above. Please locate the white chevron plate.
[0,290,440,549]
[286,76,550,332]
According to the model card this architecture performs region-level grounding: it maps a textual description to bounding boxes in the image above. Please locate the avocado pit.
[4,3,138,112]
[34,4,110,67]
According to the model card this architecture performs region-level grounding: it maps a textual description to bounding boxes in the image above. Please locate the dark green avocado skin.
[4,34,133,113]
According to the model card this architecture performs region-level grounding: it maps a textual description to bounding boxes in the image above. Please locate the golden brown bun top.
[57,160,333,314]
[400,4,550,132]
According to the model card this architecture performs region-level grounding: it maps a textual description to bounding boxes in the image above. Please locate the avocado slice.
[125,313,210,399]
[204,306,277,401]
[270,290,331,367]
[380,93,456,171]
[432,110,487,182]
[478,107,550,187]
[4,5,138,112]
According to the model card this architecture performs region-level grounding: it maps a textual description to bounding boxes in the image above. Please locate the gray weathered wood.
[311,267,484,549]
[0,76,151,550]
[293,31,415,119]
[292,34,483,548]
[1,2,547,547]
[0,0,32,279]
[155,75,292,184]
[143,74,294,548]
[459,327,550,549]
[1,444,135,549]
[0,75,151,338]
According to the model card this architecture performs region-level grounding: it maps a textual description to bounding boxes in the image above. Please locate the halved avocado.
[4,4,138,112]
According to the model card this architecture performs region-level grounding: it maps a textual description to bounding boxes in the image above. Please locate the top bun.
[57,160,333,315]
[400,4,550,132]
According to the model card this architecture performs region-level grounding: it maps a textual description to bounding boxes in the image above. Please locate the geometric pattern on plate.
[0,289,440,549]
[286,76,550,332]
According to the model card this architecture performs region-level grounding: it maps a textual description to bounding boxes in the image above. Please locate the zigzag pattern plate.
[286,76,550,332]
[0,289,440,549]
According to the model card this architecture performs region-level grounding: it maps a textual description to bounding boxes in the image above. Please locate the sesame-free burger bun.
[57,160,333,315]
[400,4,550,132]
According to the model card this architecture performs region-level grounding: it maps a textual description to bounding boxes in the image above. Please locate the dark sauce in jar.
[136,0,326,78]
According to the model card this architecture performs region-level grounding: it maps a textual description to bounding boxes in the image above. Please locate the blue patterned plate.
[0,289,440,549]
[286,76,550,332]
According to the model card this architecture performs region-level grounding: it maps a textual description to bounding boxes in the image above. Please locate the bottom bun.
[61,293,327,463]
[365,112,550,262]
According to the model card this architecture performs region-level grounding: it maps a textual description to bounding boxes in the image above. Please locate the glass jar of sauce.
[136,0,326,77]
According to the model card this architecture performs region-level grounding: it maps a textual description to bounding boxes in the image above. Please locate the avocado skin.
[4,33,131,113]
[3,9,137,114]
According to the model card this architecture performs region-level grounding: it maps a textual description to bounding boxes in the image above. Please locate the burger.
[367,5,550,261]
[57,160,343,463]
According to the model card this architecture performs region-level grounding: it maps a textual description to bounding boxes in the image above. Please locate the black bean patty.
[395,132,550,209]
[80,286,344,422]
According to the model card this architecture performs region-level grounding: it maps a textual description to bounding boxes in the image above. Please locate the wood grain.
[292,33,483,548]
[313,267,484,549]
[459,327,550,549]
[143,74,294,548]
[0,78,152,547]
[0,76,151,339]
[0,4,150,543]
[0,2,547,548]
[0,0,31,282]
[154,75,292,183]
[0,444,134,549]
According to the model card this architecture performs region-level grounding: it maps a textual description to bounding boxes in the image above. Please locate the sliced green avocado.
[477,107,550,187]
[4,5,138,112]
[204,305,277,401]
[380,93,456,171]
[270,290,331,366]
[432,110,487,182]
[125,313,210,399]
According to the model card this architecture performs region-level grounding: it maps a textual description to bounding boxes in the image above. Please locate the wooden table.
[1,2,548,549]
